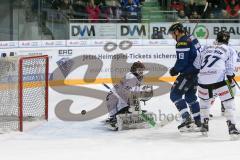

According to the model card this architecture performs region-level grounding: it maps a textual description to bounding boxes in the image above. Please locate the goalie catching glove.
[139,85,153,102]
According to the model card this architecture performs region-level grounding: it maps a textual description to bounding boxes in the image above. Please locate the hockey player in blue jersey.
[167,22,201,132]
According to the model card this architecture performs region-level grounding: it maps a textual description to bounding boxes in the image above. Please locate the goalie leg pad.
[116,112,156,130]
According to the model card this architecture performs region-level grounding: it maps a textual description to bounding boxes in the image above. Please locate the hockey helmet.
[130,61,145,81]
[216,30,230,44]
[167,22,185,34]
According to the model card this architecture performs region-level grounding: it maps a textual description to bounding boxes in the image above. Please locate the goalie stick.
[102,83,156,127]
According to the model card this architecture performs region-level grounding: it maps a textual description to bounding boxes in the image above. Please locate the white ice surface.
[1,84,240,160]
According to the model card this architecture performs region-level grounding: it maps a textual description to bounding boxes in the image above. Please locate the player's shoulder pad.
[203,45,212,51]
[228,45,237,53]
[176,35,191,47]
[176,41,188,47]
[125,72,136,80]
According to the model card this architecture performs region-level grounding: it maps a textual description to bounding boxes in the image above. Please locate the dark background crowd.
[24,0,240,23]
[48,0,240,22]
[17,0,240,40]
[47,0,144,23]
[171,0,240,23]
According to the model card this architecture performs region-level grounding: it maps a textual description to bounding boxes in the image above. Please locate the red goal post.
[0,55,49,132]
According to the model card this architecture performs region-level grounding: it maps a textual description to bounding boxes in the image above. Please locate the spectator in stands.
[109,0,122,21]
[218,9,231,22]
[72,0,87,20]
[159,0,168,9]
[182,1,192,18]
[121,0,141,23]
[205,12,218,22]
[23,0,32,22]
[200,1,222,19]
[170,0,184,11]
[177,10,189,22]
[189,11,201,23]
[187,0,198,16]
[58,0,74,19]
[225,0,240,18]
[209,12,215,19]
[59,0,72,9]
[51,0,61,9]
[211,3,222,18]
[216,0,226,8]
[194,0,208,13]
[99,0,111,22]
[121,0,141,6]
[86,0,101,22]
[139,0,145,5]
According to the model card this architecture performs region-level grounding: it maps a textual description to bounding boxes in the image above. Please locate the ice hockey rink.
[1,0,240,159]
[0,40,240,160]
[1,83,240,160]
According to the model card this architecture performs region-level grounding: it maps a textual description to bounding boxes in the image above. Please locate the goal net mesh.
[0,55,48,131]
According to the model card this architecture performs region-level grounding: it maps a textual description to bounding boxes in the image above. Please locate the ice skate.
[227,120,240,140]
[200,118,209,136]
[191,120,202,132]
[105,117,118,131]
[178,115,195,132]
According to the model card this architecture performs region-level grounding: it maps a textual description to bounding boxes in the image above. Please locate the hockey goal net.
[0,55,48,132]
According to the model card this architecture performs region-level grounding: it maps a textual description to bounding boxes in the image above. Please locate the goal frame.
[18,55,49,131]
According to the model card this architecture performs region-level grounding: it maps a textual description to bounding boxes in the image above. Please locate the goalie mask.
[130,61,145,80]
[216,30,230,44]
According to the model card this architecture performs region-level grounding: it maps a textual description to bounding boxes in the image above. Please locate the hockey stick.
[102,83,156,127]
[191,2,209,35]
[233,78,240,90]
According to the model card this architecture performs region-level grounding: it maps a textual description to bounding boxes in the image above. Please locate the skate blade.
[230,134,240,141]
[179,123,196,133]
[180,128,201,133]
[191,127,201,132]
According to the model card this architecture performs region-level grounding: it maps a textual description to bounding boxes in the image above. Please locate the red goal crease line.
[1,76,240,89]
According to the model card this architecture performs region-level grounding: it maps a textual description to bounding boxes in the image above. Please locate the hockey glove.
[169,67,179,76]
[184,72,198,80]
[227,74,235,84]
